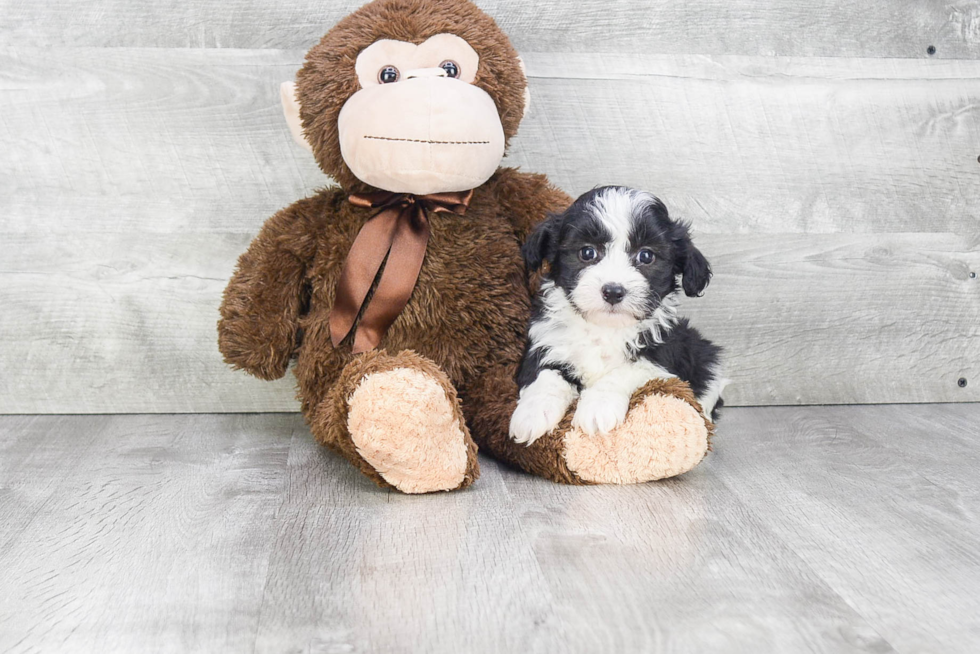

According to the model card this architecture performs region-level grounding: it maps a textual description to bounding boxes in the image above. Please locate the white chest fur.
[529,282,662,387]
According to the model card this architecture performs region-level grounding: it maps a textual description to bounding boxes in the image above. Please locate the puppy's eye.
[579,246,598,262]
[378,66,400,84]
[439,60,460,78]
[637,248,656,265]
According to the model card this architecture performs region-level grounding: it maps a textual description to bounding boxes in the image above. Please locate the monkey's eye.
[636,248,656,265]
[579,246,598,262]
[378,65,400,84]
[439,60,460,78]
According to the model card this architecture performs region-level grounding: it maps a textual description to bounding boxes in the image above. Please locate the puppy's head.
[524,186,711,327]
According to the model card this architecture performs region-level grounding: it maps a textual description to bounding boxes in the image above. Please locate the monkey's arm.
[495,168,572,242]
[218,199,320,381]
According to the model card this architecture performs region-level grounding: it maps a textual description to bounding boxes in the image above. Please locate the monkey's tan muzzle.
[337,76,506,195]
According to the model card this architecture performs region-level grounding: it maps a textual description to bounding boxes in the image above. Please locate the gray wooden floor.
[1,405,978,653]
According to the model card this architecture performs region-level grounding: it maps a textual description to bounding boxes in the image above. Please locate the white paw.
[509,370,578,446]
[572,388,630,435]
[509,397,566,446]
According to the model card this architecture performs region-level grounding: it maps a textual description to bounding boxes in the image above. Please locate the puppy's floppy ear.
[670,220,712,297]
[682,244,712,297]
[522,213,563,272]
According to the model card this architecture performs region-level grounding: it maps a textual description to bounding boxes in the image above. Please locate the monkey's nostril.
[601,283,626,305]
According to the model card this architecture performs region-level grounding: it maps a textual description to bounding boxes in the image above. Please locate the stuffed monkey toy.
[218,0,712,493]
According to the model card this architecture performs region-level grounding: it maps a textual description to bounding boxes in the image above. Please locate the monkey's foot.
[345,351,479,494]
[562,378,712,484]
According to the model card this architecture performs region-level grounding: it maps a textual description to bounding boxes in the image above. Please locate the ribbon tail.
[328,209,400,347]
[351,208,431,353]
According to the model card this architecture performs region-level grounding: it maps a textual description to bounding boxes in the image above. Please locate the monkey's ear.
[280,82,313,152]
[522,213,562,273]
[517,56,531,118]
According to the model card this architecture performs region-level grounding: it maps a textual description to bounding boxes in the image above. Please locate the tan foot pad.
[563,392,709,484]
[347,368,469,494]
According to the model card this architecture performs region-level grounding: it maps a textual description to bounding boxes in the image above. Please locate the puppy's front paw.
[572,389,630,435]
[509,397,565,446]
[509,370,578,446]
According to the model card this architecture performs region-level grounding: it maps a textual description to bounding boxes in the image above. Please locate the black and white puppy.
[509,186,726,445]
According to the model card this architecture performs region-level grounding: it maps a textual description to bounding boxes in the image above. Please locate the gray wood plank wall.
[2,1,979,412]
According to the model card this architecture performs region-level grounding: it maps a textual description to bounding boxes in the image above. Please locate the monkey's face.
[337,34,505,194]
[293,0,528,193]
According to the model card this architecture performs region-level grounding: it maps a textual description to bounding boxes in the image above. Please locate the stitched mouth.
[364,135,489,145]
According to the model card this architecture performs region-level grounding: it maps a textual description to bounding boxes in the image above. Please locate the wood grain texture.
[2,407,979,652]
[3,0,980,59]
[2,230,977,412]
[0,232,300,413]
[499,480,896,652]
[3,47,979,411]
[711,404,980,653]
[515,53,980,235]
[686,232,980,406]
[4,49,980,235]
[0,48,325,235]
[252,430,567,653]
[4,37,980,413]
[0,413,292,653]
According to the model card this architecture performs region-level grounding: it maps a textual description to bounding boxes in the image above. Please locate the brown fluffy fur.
[218,0,707,491]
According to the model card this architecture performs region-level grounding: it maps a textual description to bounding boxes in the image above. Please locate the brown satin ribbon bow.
[328,189,474,354]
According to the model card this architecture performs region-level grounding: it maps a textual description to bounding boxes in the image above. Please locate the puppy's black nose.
[601,283,626,305]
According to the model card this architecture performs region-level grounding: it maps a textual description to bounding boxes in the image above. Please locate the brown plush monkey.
[218,0,712,493]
